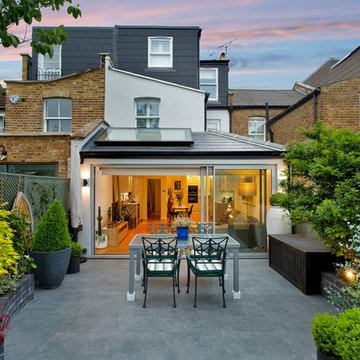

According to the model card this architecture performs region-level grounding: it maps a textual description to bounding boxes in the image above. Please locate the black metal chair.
[141,236,180,308]
[186,236,228,308]
[187,204,194,218]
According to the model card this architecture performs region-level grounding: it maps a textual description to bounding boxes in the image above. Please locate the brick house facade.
[270,47,360,144]
[1,59,106,177]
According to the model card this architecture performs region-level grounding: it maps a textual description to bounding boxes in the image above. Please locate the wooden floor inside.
[95,215,201,255]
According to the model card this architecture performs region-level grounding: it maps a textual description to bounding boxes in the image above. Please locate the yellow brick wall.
[5,68,105,133]
[231,107,285,140]
[0,135,70,177]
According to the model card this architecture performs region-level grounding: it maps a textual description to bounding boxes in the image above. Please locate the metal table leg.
[127,249,136,301]
[232,248,241,300]
[135,249,142,281]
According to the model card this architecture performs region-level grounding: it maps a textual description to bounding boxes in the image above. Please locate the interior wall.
[95,171,113,230]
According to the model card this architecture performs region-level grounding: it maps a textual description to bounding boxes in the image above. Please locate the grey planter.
[67,257,80,274]
[30,247,71,288]
[317,350,341,360]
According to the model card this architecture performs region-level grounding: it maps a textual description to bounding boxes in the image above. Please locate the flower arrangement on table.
[175,191,184,206]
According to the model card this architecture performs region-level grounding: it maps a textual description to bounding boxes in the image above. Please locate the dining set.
[127,233,241,307]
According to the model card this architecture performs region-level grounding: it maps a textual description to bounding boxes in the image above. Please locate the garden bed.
[0,274,34,360]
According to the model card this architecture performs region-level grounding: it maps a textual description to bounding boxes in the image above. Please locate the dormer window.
[38,45,62,80]
[148,37,173,68]
[200,68,218,101]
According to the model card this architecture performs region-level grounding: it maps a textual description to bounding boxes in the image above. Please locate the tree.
[278,121,360,256]
[0,0,81,56]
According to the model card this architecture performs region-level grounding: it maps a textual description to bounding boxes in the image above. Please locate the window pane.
[149,118,159,128]
[47,119,59,132]
[200,85,216,99]
[60,119,71,132]
[137,119,147,128]
[136,102,147,116]
[60,100,71,117]
[7,164,56,176]
[200,69,216,84]
[149,102,159,116]
[149,54,171,67]
[254,122,265,134]
[151,39,170,53]
[46,100,58,117]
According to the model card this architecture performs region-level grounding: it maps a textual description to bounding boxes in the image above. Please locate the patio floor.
[5,258,336,360]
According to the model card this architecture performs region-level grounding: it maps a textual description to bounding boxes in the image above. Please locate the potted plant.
[266,192,292,236]
[173,215,193,240]
[312,308,360,360]
[67,241,82,274]
[30,199,71,288]
[95,206,108,249]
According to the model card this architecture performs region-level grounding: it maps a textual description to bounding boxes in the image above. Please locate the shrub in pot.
[67,241,82,274]
[266,192,292,237]
[30,199,71,288]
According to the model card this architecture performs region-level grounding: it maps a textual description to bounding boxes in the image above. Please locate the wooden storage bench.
[102,222,128,246]
[269,234,336,295]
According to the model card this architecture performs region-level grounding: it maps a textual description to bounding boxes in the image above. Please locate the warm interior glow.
[345,270,355,280]
[238,182,257,196]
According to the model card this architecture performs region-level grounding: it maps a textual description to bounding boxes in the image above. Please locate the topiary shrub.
[336,307,360,360]
[269,192,287,207]
[311,312,339,356]
[70,242,82,258]
[31,199,71,252]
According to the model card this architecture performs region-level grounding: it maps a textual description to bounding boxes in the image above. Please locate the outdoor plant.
[70,241,82,258]
[0,307,10,345]
[31,198,71,252]
[269,192,287,207]
[173,215,193,228]
[312,308,360,360]
[96,206,107,244]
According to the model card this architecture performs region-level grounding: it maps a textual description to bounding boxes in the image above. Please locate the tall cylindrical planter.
[177,227,189,240]
[30,247,71,288]
[67,257,80,274]
[266,206,292,236]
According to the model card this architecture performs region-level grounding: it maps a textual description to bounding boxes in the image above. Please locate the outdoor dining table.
[127,233,241,301]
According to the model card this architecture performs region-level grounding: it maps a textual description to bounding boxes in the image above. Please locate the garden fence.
[0,172,69,229]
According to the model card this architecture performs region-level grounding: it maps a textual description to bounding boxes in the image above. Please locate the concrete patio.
[5,258,336,360]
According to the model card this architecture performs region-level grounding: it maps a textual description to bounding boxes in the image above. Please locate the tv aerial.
[209,39,236,58]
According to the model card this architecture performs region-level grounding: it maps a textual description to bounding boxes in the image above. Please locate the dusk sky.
[0,0,359,89]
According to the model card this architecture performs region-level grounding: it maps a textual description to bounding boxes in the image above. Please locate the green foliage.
[70,241,82,258]
[0,207,19,276]
[7,208,36,275]
[336,308,360,360]
[0,0,81,55]
[279,121,360,257]
[312,308,360,359]
[311,312,339,355]
[97,206,102,236]
[269,192,287,207]
[0,274,18,295]
[31,199,71,252]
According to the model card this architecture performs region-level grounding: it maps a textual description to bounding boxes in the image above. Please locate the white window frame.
[207,119,221,131]
[200,68,218,101]
[0,114,4,133]
[44,99,72,133]
[134,98,160,128]
[38,45,62,80]
[248,116,266,141]
[148,37,173,68]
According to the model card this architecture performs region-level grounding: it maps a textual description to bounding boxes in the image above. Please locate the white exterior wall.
[104,59,205,131]
[206,109,230,132]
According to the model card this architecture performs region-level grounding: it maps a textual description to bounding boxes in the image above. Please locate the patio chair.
[187,204,194,218]
[186,236,228,308]
[141,236,180,308]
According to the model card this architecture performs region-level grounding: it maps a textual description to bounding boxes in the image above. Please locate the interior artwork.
[173,179,182,192]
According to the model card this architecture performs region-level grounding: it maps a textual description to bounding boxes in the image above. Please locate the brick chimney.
[20,54,32,81]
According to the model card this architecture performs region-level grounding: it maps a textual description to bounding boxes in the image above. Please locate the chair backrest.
[142,236,178,261]
[187,204,194,217]
[191,236,228,264]
[149,223,175,234]
[190,222,214,234]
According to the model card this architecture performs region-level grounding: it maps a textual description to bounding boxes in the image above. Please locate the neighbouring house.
[270,46,360,144]
[229,89,305,141]
[0,89,5,132]
[2,25,285,257]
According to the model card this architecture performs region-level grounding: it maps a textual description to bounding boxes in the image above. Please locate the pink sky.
[1,0,359,88]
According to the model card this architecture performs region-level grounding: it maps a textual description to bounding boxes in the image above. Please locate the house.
[0,89,4,133]
[229,89,305,141]
[2,26,285,257]
[270,46,360,144]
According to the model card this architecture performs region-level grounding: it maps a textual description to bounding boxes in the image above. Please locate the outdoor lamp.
[345,270,355,281]
[82,178,89,187]
[0,145,7,161]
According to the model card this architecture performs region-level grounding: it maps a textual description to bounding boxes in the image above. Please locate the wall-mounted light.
[345,270,355,281]
[82,178,89,187]
[0,145,7,161]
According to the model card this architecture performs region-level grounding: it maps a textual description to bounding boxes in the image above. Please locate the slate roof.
[304,46,360,87]
[230,89,305,107]
[80,128,284,160]
[0,89,5,110]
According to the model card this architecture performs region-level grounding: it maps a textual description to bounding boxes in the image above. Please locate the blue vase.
[177,227,189,240]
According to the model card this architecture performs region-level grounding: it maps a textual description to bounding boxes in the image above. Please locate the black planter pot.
[317,350,341,360]
[67,257,80,274]
[30,247,71,288]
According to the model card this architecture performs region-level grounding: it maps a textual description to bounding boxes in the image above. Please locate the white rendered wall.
[104,60,205,131]
[206,109,230,132]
